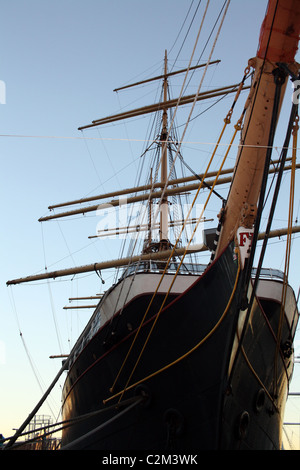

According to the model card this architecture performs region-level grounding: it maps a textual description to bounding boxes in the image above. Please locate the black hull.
[61,243,296,450]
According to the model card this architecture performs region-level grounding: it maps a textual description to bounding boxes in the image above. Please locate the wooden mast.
[113,61,220,92]
[6,225,300,286]
[214,0,300,258]
[6,244,207,285]
[78,84,249,131]
[6,2,300,287]
[46,157,294,211]
[38,162,299,222]
[160,50,169,246]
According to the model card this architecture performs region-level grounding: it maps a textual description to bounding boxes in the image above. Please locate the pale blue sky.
[1,0,299,448]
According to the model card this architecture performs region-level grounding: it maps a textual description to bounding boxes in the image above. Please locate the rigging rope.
[169,0,202,70]
[234,114,298,411]
[169,0,195,56]
[107,21,249,392]
[7,288,58,421]
[109,84,244,397]
[109,0,231,284]
[274,113,299,394]
[100,0,217,351]
[227,90,299,405]
[4,395,141,449]
[108,118,231,395]
[41,223,64,355]
[103,241,241,405]
[60,396,144,450]
[175,144,226,202]
[114,115,241,404]
[235,321,280,413]
[150,0,230,232]
[182,0,229,95]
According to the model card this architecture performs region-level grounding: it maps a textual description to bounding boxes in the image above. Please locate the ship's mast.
[7,8,300,288]
[160,50,169,246]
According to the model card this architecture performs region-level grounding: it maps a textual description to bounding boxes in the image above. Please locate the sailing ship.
[5,0,300,450]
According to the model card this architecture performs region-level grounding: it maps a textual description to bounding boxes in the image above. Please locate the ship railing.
[68,261,207,367]
[251,267,285,281]
[120,260,207,279]
[121,263,285,281]
[68,266,286,369]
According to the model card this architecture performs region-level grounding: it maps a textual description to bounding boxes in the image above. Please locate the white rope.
[1,133,299,151]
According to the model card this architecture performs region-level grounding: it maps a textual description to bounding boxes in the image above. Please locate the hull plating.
[61,243,297,450]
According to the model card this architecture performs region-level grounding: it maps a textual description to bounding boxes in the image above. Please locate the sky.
[0,0,300,449]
